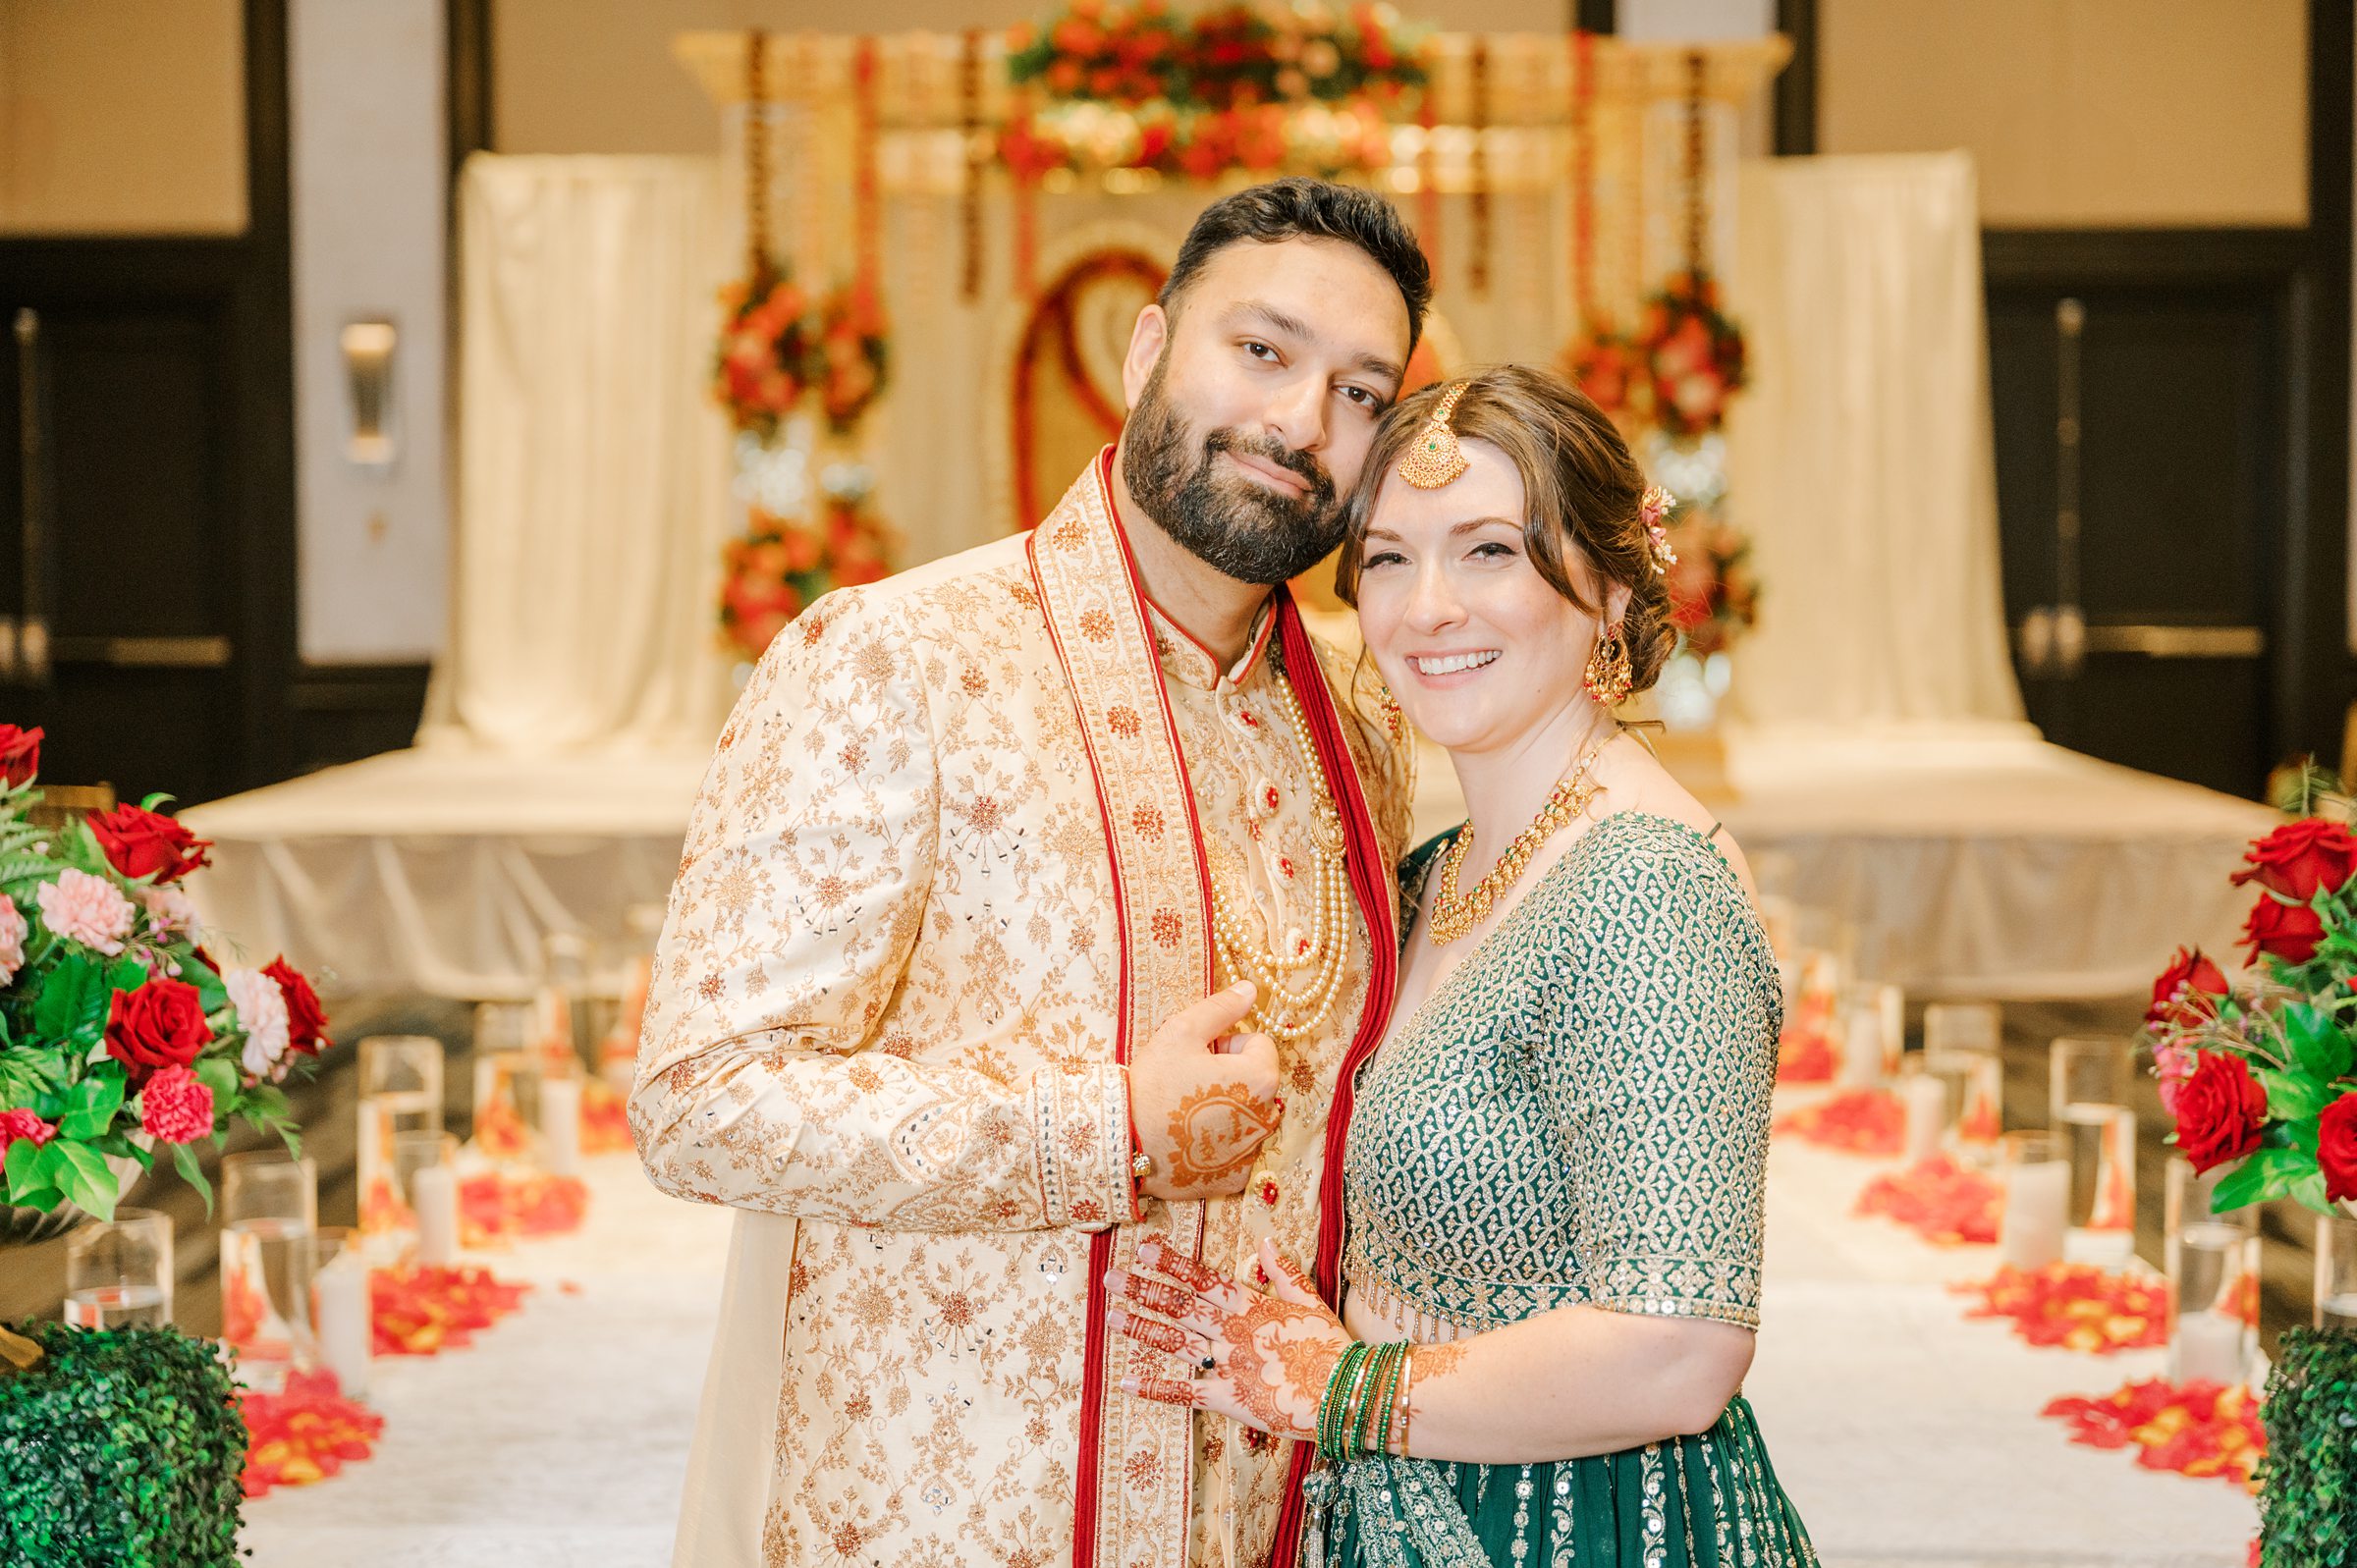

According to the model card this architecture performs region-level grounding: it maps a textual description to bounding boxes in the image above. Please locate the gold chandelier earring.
[1582,622,1634,706]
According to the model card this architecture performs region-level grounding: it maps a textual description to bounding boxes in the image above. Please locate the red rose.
[2145,946,2229,1029]
[264,956,330,1056]
[87,803,213,885]
[0,1108,55,1150]
[2171,1052,2271,1174]
[2242,893,2325,966]
[2320,1093,2357,1206]
[2231,817,2357,900]
[0,726,40,787]
[103,977,213,1085]
[137,1064,214,1145]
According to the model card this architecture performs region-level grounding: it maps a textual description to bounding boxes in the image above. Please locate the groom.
[631,179,1429,1568]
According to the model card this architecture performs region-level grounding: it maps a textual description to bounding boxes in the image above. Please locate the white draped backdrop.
[185,149,2274,1000]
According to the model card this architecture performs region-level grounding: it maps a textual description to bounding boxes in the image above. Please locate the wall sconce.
[341,318,398,465]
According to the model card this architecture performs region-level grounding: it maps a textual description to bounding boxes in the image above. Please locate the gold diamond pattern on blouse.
[1343,812,1781,1335]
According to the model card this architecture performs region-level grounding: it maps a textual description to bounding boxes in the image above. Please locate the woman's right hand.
[1126,982,1284,1201]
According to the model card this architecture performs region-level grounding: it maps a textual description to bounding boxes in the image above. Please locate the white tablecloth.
[185,718,2273,1003]
[235,1113,2256,1567]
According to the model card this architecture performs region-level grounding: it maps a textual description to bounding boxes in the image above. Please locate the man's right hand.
[1127,982,1284,1202]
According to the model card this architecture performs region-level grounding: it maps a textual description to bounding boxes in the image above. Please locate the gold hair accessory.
[1397,381,1472,489]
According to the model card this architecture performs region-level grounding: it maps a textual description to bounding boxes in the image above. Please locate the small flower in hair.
[1638,485,1678,575]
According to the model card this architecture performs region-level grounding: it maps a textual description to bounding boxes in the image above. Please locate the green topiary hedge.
[2259,1326,2357,1568]
[0,1321,246,1567]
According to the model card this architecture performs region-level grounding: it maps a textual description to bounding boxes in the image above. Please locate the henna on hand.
[1124,1373,1204,1407]
[1110,1305,1203,1359]
[1116,1271,1196,1321]
[1163,1081,1281,1192]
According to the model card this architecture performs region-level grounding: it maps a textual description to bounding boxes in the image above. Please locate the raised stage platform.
[182,722,2274,1003]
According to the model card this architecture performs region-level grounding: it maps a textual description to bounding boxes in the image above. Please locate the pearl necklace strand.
[1427,735,1614,946]
[1207,662,1353,1043]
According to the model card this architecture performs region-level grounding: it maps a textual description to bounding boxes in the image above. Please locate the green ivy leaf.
[185,953,229,1014]
[31,950,104,1042]
[2291,1168,2332,1215]
[50,1139,116,1220]
[2285,1003,2357,1081]
[172,1140,213,1215]
[3,1134,42,1200]
[192,1054,237,1101]
[2212,1147,2305,1212]
[243,1083,292,1124]
[2260,1067,2338,1122]
[55,1070,126,1141]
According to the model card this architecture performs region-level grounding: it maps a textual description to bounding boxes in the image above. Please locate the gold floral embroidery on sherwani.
[631,452,1411,1568]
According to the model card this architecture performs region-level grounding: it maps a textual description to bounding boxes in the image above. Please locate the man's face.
[1120,238,1411,586]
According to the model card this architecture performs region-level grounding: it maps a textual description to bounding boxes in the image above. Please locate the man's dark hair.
[1158,178,1432,352]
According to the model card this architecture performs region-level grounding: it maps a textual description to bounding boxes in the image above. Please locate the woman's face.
[1354,436,1625,757]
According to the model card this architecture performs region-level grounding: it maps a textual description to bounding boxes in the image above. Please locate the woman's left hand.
[1106,1235,1353,1439]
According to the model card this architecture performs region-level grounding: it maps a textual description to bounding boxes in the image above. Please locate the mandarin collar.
[1146,593,1277,695]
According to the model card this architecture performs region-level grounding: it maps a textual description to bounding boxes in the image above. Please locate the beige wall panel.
[0,0,247,234]
[1821,0,2305,227]
[493,0,1566,156]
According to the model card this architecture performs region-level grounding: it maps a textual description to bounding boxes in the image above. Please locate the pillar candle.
[539,1074,582,1177]
[2001,1157,2070,1271]
[411,1164,459,1267]
[1837,1002,1883,1088]
[1899,1073,1946,1165]
[2171,1308,2247,1388]
[312,1252,372,1399]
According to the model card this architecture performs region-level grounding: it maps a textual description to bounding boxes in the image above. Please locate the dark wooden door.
[0,241,288,808]
[1987,235,2301,799]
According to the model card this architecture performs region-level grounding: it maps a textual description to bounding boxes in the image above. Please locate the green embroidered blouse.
[1343,811,1781,1335]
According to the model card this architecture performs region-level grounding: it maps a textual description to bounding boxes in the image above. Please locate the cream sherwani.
[632,452,1412,1568]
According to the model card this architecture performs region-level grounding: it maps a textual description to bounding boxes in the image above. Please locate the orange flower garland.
[371,1263,534,1357]
[1775,1087,1903,1157]
[1954,1264,2171,1354]
[2042,1378,2265,1489]
[239,1368,385,1497]
[1854,1156,2001,1246]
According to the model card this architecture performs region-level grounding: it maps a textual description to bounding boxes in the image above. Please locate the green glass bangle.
[1316,1342,1370,1462]
[1355,1342,1404,1458]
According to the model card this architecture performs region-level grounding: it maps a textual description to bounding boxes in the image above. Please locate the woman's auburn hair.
[1333,362,1674,696]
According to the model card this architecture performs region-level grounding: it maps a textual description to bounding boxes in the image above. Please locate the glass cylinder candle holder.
[1836,982,1904,1088]
[309,1226,372,1399]
[1924,1001,2001,1056]
[398,1130,462,1268]
[2051,1036,2137,1264]
[2318,1211,2357,1333]
[356,1036,444,1249]
[472,1000,545,1167]
[602,902,667,1088]
[220,1150,319,1374]
[2165,1157,2259,1386]
[1998,1131,2069,1272]
[63,1207,174,1328]
[537,930,596,1077]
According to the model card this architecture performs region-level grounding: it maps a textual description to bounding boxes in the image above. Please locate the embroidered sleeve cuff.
[1029,1060,1136,1231]
[1591,1257,1762,1331]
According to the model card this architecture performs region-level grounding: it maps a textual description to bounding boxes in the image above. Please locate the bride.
[1106,364,1816,1567]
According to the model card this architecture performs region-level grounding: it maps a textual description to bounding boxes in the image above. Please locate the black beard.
[1120,360,1343,586]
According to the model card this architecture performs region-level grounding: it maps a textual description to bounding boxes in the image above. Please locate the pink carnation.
[0,896,25,983]
[0,1108,55,1150]
[138,1065,214,1144]
[34,868,135,956]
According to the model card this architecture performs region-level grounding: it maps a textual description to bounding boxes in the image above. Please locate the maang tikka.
[1397,381,1473,489]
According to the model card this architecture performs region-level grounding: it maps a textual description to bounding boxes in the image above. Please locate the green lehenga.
[1312,814,1817,1568]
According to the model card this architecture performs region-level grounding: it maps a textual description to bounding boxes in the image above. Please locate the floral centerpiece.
[0,725,327,1227]
[2141,813,2357,1215]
